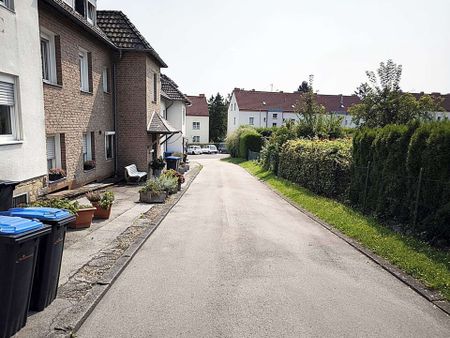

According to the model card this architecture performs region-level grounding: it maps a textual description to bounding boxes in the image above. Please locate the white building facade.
[186,95,209,144]
[160,74,191,154]
[0,0,48,204]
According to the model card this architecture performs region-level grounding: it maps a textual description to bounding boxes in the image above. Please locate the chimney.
[251,89,255,91]
[199,94,205,97]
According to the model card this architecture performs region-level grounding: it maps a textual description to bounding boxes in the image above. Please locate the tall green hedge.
[239,130,263,159]
[279,139,352,199]
[351,122,450,241]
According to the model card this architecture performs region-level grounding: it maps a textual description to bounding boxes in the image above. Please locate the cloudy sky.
[100,0,450,98]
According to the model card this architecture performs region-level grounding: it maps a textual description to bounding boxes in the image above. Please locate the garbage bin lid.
[166,156,181,160]
[0,216,43,234]
[2,207,73,221]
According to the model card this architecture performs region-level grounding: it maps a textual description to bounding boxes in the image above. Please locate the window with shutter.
[0,78,17,142]
[46,136,56,170]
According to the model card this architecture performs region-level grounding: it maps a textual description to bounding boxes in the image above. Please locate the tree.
[349,59,443,128]
[208,93,228,142]
[294,80,343,139]
[297,81,310,93]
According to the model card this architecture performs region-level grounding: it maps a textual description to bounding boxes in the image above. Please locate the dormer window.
[87,1,96,24]
[74,0,96,25]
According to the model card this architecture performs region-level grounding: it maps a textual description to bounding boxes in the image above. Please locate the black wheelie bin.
[1,207,76,311]
[0,216,50,338]
[0,180,19,211]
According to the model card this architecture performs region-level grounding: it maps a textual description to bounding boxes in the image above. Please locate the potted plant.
[86,190,115,219]
[139,178,166,203]
[73,203,97,229]
[32,198,95,229]
[84,160,96,171]
[162,170,185,191]
[150,157,165,177]
[159,175,178,195]
[48,168,66,182]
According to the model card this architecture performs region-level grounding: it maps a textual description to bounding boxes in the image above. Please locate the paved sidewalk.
[59,185,153,285]
[78,157,450,337]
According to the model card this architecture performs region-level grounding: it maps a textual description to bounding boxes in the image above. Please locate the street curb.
[55,165,203,336]
[244,169,450,317]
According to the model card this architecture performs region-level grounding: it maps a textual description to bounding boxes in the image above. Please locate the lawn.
[223,158,450,301]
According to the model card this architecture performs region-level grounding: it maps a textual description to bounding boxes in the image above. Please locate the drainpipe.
[112,62,118,176]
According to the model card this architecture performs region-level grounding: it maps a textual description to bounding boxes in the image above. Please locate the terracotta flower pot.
[69,207,96,229]
[92,203,112,219]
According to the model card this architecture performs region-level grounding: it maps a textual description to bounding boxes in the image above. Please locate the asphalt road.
[78,157,450,337]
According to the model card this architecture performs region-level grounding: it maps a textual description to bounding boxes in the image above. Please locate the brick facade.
[116,52,162,175]
[39,3,115,190]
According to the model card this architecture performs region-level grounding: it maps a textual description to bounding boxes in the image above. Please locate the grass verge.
[223,157,450,301]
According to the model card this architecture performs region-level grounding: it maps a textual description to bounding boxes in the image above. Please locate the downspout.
[113,62,118,176]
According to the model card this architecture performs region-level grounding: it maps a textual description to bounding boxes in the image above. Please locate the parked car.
[187,145,202,155]
[202,145,218,154]
[217,144,228,154]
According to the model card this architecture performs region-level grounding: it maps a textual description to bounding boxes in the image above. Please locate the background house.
[39,0,117,191]
[186,95,209,144]
[0,0,48,204]
[227,88,360,135]
[160,74,191,154]
[228,88,450,135]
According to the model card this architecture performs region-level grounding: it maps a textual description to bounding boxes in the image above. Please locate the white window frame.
[102,67,109,93]
[0,73,20,144]
[87,1,96,25]
[79,49,89,92]
[82,132,93,162]
[192,136,200,143]
[12,193,29,208]
[46,134,61,170]
[193,121,200,130]
[40,29,57,84]
[105,131,115,160]
[249,117,254,125]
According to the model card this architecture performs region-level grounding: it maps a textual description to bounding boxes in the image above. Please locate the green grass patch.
[226,159,450,301]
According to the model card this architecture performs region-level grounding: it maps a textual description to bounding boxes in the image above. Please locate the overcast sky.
[100,0,450,98]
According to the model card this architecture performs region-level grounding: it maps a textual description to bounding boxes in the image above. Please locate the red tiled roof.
[233,89,360,113]
[409,92,450,111]
[186,95,209,116]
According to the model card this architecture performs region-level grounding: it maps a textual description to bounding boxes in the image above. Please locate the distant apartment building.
[227,88,450,135]
[186,95,209,144]
[227,89,360,135]
[160,74,191,154]
[0,0,48,204]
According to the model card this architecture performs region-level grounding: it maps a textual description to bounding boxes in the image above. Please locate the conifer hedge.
[350,122,450,241]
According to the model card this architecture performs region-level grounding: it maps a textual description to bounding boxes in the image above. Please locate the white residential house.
[227,88,361,135]
[228,88,450,135]
[0,0,48,204]
[160,74,191,154]
[186,95,209,144]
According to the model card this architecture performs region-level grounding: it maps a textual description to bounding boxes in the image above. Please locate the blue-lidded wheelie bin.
[0,216,50,338]
[1,208,76,312]
[166,156,181,171]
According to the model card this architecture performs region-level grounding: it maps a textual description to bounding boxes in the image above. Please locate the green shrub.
[350,121,450,242]
[239,129,263,159]
[226,126,254,157]
[279,138,352,199]
[31,198,79,215]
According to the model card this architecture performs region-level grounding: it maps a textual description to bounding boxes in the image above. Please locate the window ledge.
[49,177,66,184]
[83,168,96,173]
[80,90,93,95]
[0,140,23,146]
[43,81,62,89]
